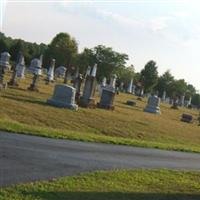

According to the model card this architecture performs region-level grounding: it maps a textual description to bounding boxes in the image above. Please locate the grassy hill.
[0,72,200,152]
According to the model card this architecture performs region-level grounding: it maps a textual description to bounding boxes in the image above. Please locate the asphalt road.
[1,131,200,187]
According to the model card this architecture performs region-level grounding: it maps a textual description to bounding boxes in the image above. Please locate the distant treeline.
[0,32,199,107]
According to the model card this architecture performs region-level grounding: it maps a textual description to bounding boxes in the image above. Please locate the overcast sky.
[1,0,200,91]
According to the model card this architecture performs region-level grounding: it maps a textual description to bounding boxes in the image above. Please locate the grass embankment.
[0,72,200,152]
[1,169,200,200]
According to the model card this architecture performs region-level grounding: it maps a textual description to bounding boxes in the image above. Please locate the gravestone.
[162,91,166,102]
[73,69,83,101]
[55,66,66,78]
[144,95,161,114]
[101,77,107,87]
[198,112,200,126]
[97,74,117,110]
[8,52,25,86]
[171,98,179,109]
[79,64,97,108]
[179,95,185,107]
[16,55,26,79]
[126,100,136,106]
[99,77,107,96]
[187,97,192,107]
[127,79,133,94]
[47,84,78,110]
[46,59,55,84]
[0,52,11,89]
[27,56,42,92]
[132,84,136,94]
[119,82,124,92]
[181,114,193,123]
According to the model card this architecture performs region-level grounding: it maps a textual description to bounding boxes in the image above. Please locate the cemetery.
[0,50,199,154]
[1,0,200,198]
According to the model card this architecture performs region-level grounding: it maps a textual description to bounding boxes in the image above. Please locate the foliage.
[114,65,135,85]
[45,32,78,68]
[76,45,129,81]
[168,79,188,98]
[155,70,174,97]
[192,93,200,107]
[0,32,47,65]
[0,32,199,101]
[140,60,158,93]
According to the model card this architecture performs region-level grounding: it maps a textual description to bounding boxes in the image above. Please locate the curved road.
[1,131,200,187]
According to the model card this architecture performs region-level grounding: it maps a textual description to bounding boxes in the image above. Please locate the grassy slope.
[1,169,200,200]
[0,72,200,152]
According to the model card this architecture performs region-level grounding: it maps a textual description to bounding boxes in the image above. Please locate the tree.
[185,84,196,100]
[0,38,8,53]
[9,39,24,62]
[155,70,174,97]
[140,60,158,93]
[192,93,200,108]
[168,79,187,98]
[76,45,129,81]
[75,48,95,75]
[46,33,78,83]
[114,65,135,85]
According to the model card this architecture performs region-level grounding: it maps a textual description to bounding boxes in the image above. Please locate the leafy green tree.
[46,33,78,83]
[191,93,200,107]
[168,79,187,98]
[155,70,174,97]
[76,45,128,81]
[0,38,8,53]
[185,84,196,100]
[114,65,135,85]
[75,48,95,75]
[140,60,158,93]
[9,39,24,62]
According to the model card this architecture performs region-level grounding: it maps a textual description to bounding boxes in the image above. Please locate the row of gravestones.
[0,52,117,111]
[47,64,117,111]
[1,51,199,124]
[0,52,73,90]
[0,51,160,113]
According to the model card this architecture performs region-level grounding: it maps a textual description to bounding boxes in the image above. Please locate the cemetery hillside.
[1,17,200,200]
[0,32,199,153]
[0,73,199,153]
[2,1,200,199]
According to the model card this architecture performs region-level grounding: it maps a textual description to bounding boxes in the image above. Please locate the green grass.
[1,169,200,200]
[0,72,200,153]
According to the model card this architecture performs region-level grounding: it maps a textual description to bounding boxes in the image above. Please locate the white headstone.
[91,64,97,77]
[144,95,161,114]
[0,52,11,69]
[127,79,133,93]
[109,74,117,88]
[55,66,66,78]
[29,58,42,75]
[47,84,78,110]
[47,59,55,81]
[16,54,26,78]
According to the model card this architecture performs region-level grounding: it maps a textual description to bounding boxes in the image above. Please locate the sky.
[1,0,200,91]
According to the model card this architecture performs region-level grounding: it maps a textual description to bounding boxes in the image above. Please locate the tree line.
[0,31,199,107]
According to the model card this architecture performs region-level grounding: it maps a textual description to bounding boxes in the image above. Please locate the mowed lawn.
[0,72,200,152]
[1,169,200,200]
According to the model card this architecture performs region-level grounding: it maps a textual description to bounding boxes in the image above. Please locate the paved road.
[1,131,200,187]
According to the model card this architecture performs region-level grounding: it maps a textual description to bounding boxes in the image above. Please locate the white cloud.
[149,16,172,32]
[96,9,140,27]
